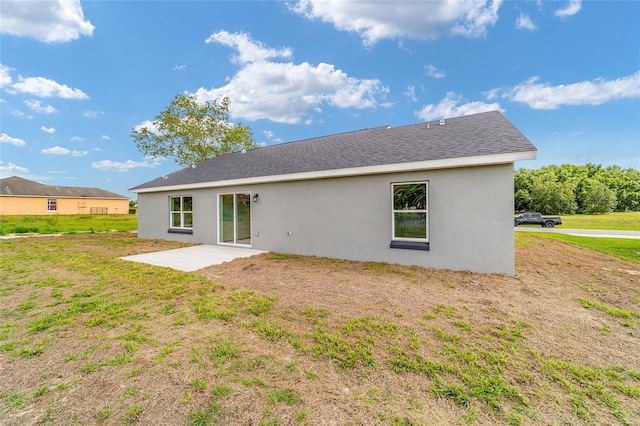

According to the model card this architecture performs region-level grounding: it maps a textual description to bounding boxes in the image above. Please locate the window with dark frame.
[47,199,58,212]
[391,182,429,250]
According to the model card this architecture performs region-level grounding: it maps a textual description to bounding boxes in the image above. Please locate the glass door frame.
[218,192,252,246]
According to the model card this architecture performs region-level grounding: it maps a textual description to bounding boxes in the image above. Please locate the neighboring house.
[0,176,129,215]
[130,111,536,275]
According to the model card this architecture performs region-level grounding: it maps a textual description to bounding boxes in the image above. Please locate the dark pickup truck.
[514,212,563,228]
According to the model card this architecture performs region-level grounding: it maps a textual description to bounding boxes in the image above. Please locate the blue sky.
[1,0,638,198]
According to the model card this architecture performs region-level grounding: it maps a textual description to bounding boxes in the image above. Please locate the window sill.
[168,228,193,235]
[390,241,429,251]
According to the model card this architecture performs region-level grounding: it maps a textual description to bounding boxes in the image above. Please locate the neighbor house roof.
[130,110,536,193]
[0,176,128,199]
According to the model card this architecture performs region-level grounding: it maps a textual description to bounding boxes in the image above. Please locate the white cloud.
[451,0,502,38]
[0,64,12,87]
[501,71,640,109]
[91,159,161,172]
[516,13,537,30]
[555,0,581,17]
[291,0,502,46]
[404,85,417,102]
[205,30,292,64]
[42,146,70,155]
[415,92,503,121]
[196,31,388,124]
[101,135,110,140]
[10,76,89,99]
[0,0,94,43]
[41,145,87,156]
[41,125,56,134]
[0,161,29,178]
[484,88,501,100]
[0,133,26,147]
[396,40,413,54]
[173,65,186,71]
[2,64,88,102]
[83,110,102,118]
[24,99,57,114]
[425,64,446,79]
[133,120,161,135]
[70,136,84,142]
[262,130,282,144]
[194,61,387,123]
[7,108,32,119]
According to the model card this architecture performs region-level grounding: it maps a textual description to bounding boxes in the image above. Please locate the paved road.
[514,227,640,239]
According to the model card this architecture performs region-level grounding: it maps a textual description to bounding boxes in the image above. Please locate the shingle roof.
[130,110,536,192]
[0,176,128,199]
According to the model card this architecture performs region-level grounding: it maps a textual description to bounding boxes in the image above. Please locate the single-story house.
[130,111,536,275]
[0,176,130,215]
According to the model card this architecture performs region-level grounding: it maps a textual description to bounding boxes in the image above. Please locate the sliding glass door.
[219,193,251,246]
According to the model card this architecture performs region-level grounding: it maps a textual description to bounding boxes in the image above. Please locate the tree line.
[514,164,640,215]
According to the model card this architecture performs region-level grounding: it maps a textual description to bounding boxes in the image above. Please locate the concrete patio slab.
[120,245,267,272]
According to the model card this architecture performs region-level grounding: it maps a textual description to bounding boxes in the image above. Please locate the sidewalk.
[514,228,640,239]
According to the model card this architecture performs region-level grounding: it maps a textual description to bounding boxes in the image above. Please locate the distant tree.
[131,94,255,167]
[528,170,577,215]
[581,180,617,214]
[514,163,639,213]
[514,168,534,212]
[393,183,426,209]
[598,166,640,212]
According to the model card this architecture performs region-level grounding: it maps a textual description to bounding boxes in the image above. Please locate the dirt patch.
[1,233,639,425]
[202,239,639,369]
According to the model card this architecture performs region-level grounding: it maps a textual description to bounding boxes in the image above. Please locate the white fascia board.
[130,150,537,194]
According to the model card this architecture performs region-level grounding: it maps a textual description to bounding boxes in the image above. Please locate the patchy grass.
[0,233,638,425]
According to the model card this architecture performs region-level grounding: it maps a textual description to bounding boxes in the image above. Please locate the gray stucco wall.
[135,163,515,275]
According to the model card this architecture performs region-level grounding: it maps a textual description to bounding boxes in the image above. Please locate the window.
[169,196,193,230]
[47,199,58,212]
[391,182,429,250]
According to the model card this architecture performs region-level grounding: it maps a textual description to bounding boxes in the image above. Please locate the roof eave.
[130,150,536,194]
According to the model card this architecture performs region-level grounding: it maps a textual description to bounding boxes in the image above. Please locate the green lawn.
[523,233,640,264]
[515,212,639,263]
[0,214,138,236]
[558,212,639,231]
[2,212,636,236]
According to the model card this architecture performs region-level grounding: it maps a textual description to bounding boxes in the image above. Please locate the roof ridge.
[130,111,536,192]
[1,176,128,198]
[240,124,392,155]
